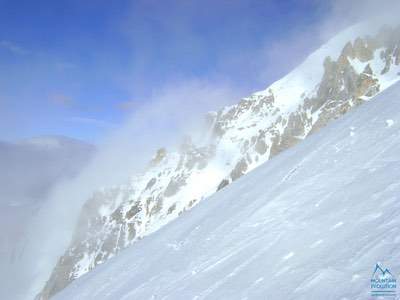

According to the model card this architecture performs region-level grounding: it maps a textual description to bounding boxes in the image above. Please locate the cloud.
[316,0,400,42]
[68,116,117,129]
[0,40,29,55]
[328,0,400,24]
[246,0,400,88]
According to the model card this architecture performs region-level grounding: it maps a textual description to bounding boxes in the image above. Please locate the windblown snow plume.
[55,78,400,300]
[37,21,400,299]
[7,80,239,300]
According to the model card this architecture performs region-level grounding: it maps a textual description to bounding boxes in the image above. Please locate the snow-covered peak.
[253,23,382,110]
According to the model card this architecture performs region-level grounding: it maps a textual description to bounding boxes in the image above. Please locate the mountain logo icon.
[372,264,394,278]
[370,263,397,298]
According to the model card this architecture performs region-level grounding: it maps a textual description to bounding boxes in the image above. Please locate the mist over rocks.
[0,135,95,300]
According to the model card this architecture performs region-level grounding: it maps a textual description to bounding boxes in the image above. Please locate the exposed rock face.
[149,147,167,167]
[37,24,400,299]
[308,54,378,133]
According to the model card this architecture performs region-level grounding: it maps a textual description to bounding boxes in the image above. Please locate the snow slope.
[56,80,400,299]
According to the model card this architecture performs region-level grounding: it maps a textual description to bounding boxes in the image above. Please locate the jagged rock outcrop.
[37,24,400,299]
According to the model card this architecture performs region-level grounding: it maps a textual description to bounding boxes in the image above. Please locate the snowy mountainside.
[38,23,400,299]
[56,79,400,300]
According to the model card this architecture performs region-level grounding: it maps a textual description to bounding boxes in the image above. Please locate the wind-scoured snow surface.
[56,81,400,299]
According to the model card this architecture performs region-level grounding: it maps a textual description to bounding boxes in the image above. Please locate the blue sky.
[0,0,334,143]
